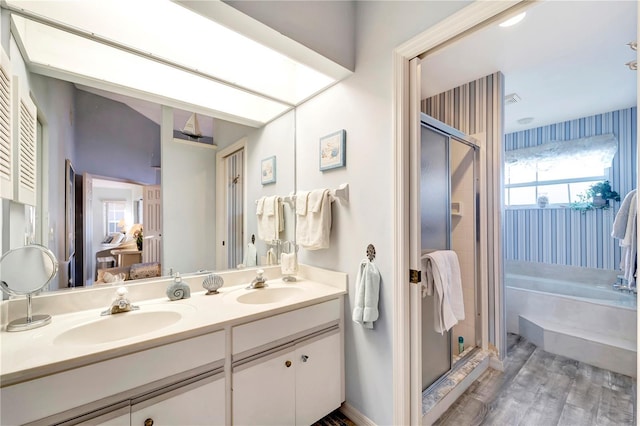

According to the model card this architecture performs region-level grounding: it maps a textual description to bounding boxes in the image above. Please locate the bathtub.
[505,261,637,377]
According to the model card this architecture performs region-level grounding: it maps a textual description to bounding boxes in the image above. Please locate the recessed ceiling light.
[499,12,527,28]
[517,117,534,125]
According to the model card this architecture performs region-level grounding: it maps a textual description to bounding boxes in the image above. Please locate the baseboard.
[340,402,377,426]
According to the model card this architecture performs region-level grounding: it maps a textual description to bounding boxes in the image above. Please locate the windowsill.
[505,204,573,210]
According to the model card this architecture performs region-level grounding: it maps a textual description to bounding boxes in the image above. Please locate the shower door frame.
[418,114,481,395]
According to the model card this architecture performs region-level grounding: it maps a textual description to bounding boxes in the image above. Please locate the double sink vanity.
[0,264,347,425]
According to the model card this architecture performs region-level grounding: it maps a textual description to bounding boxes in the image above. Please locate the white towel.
[256,196,282,241]
[352,259,381,329]
[423,250,465,334]
[296,189,332,250]
[266,248,277,265]
[243,243,257,267]
[612,189,636,239]
[296,191,310,215]
[280,252,298,275]
[613,190,637,285]
[420,253,434,297]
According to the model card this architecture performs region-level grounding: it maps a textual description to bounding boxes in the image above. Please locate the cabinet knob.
[144,419,154,426]
[301,355,309,362]
[285,360,292,368]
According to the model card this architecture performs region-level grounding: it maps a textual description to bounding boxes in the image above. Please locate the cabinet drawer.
[4,331,225,426]
[232,299,340,355]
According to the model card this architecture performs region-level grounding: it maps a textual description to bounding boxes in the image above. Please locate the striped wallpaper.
[503,107,637,270]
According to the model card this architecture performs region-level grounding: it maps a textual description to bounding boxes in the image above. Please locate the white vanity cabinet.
[231,299,343,426]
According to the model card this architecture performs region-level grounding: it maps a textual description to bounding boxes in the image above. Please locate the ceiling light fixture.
[499,12,527,28]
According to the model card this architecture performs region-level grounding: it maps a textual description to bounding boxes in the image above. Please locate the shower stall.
[419,113,481,392]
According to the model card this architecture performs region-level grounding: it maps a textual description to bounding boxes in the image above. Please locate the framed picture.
[261,156,276,185]
[319,129,346,171]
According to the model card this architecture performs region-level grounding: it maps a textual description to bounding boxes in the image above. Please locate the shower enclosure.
[419,114,480,391]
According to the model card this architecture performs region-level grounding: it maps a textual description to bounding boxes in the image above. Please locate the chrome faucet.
[101,286,140,316]
[247,269,267,289]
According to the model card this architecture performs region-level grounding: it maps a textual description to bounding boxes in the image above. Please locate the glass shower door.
[420,124,452,390]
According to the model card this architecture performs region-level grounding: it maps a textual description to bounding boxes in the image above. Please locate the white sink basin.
[235,287,304,305]
[53,308,187,346]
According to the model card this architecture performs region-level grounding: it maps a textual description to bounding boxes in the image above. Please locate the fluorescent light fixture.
[11,15,290,125]
[6,0,350,126]
[499,12,526,28]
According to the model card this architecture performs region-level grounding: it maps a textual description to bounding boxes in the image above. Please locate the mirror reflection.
[1,76,296,293]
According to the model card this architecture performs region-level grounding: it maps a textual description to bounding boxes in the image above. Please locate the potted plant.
[571,180,620,211]
[586,180,620,208]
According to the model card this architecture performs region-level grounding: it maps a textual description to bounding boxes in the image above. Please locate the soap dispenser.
[166,272,191,301]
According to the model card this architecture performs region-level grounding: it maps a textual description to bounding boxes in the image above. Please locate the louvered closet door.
[0,47,12,200]
[13,77,37,206]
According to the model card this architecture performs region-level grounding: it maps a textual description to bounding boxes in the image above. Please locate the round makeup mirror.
[0,244,58,331]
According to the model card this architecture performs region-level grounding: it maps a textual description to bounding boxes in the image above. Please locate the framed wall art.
[319,129,346,171]
[261,156,276,185]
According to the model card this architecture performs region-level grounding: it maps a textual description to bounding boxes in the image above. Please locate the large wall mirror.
[34,80,295,291]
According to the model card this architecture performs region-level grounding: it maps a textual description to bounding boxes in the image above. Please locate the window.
[103,200,126,235]
[504,134,617,207]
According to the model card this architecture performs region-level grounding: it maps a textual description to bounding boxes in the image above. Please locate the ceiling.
[422,1,637,134]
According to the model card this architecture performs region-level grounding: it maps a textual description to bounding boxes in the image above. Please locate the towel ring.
[366,244,376,262]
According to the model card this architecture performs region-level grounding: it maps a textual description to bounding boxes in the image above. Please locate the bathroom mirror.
[0,244,59,331]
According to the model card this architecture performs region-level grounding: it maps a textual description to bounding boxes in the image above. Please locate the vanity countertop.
[0,266,347,387]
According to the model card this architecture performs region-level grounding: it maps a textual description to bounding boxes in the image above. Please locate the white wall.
[289,2,471,424]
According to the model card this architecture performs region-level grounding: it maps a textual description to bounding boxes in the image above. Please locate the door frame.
[215,137,247,269]
[391,2,529,424]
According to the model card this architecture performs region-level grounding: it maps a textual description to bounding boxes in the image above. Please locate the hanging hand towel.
[296,189,332,250]
[256,196,281,241]
[423,250,465,334]
[280,252,298,275]
[243,243,257,267]
[352,258,381,329]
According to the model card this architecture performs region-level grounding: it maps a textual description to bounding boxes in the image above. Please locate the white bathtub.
[505,262,637,377]
[506,273,637,308]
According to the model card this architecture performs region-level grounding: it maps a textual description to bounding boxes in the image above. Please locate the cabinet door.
[131,374,225,426]
[295,332,342,425]
[233,350,296,426]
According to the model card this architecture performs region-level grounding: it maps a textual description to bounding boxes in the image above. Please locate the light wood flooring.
[435,334,636,426]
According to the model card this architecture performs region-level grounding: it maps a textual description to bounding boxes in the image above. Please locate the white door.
[83,172,93,286]
[295,332,342,425]
[232,350,296,426]
[131,375,225,426]
[142,185,161,265]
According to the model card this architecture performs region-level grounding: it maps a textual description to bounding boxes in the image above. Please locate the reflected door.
[143,185,162,265]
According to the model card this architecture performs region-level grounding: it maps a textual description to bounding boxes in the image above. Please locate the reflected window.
[103,200,126,235]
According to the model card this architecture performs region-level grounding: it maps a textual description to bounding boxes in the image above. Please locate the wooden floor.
[435,334,637,426]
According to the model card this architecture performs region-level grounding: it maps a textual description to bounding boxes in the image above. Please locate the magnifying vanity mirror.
[0,245,59,331]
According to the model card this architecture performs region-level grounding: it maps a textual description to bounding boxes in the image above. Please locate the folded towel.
[257,196,282,241]
[266,248,277,265]
[296,191,310,215]
[308,189,325,213]
[256,197,266,215]
[352,258,381,329]
[296,189,332,250]
[423,250,465,334]
[280,252,298,275]
[243,243,257,267]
